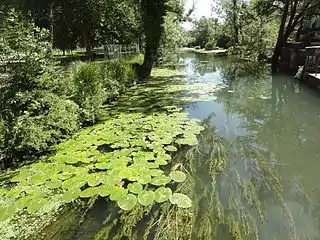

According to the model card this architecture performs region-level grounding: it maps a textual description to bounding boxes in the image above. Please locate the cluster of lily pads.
[0,107,204,222]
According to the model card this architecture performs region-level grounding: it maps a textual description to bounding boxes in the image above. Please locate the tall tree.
[136,0,167,79]
[256,0,320,70]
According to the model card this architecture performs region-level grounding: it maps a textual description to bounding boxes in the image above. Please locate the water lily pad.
[164,145,178,152]
[155,187,172,203]
[59,172,74,180]
[150,176,171,186]
[27,198,49,214]
[98,184,114,197]
[138,190,155,206]
[80,187,99,198]
[6,188,24,199]
[137,175,152,184]
[45,179,62,189]
[87,174,102,187]
[62,188,81,203]
[95,162,109,170]
[117,194,137,211]
[0,205,16,222]
[110,187,128,201]
[128,183,143,194]
[0,188,6,197]
[10,173,28,183]
[62,178,78,190]
[15,196,32,209]
[170,171,187,183]
[149,169,163,177]
[157,153,171,161]
[28,175,48,185]
[169,193,192,208]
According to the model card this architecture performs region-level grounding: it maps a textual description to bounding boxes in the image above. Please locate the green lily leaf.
[149,169,163,177]
[169,193,192,208]
[80,187,99,198]
[137,175,152,184]
[110,187,128,201]
[128,183,143,194]
[98,184,114,197]
[15,196,32,210]
[0,188,6,197]
[62,188,81,203]
[28,175,48,185]
[27,198,49,214]
[155,159,168,166]
[170,171,187,183]
[95,162,109,170]
[87,174,102,187]
[150,176,171,186]
[164,145,178,152]
[0,205,16,222]
[155,187,172,203]
[62,178,77,190]
[117,194,137,211]
[138,190,155,206]
[6,188,24,199]
[45,179,62,189]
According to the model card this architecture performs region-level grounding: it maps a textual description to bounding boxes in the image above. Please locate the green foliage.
[70,62,106,122]
[160,12,186,59]
[216,35,233,49]
[0,9,50,88]
[12,91,80,152]
[204,41,217,51]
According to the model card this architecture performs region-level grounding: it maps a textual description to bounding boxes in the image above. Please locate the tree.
[191,17,220,48]
[136,0,167,79]
[255,0,320,70]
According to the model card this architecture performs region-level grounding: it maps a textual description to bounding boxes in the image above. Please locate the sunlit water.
[47,53,320,240]
[183,53,320,239]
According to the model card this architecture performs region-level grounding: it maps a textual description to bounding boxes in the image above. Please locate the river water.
[49,53,320,240]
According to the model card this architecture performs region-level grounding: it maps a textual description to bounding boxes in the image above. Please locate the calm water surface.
[184,53,320,239]
[50,53,320,240]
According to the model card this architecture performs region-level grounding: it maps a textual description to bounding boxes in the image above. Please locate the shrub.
[35,63,75,97]
[11,91,80,153]
[70,62,106,123]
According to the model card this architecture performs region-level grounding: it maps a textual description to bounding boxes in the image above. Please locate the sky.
[183,0,214,30]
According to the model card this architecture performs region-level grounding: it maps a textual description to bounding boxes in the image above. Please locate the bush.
[11,91,80,153]
[69,62,106,123]
[69,60,135,123]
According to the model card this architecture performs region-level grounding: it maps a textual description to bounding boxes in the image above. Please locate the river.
[45,53,320,240]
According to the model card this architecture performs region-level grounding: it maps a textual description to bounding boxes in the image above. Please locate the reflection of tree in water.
[214,63,320,239]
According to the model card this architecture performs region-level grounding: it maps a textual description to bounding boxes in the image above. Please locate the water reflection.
[185,53,320,239]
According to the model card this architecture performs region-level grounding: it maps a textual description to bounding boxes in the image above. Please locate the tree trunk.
[137,0,166,80]
[272,0,290,72]
[232,0,239,45]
